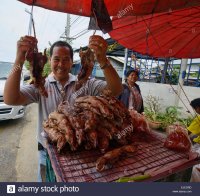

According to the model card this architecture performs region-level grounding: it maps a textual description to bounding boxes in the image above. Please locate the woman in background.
[118,69,144,113]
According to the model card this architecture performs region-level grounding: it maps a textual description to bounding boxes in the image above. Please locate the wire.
[139,7,199,118]
[71,17,86,28]
[178,81,200,123]
[70,16,81,26]
[165,61,200,121]
[73,30,90,39]
[71,29,89,38]
[168,83,194,118]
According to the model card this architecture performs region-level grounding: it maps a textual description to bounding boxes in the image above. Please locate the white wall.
[138,82,200,117]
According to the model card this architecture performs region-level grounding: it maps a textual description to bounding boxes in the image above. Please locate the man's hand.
[88,35,108,66]
[16,35,37,65]
[88,35,123,96]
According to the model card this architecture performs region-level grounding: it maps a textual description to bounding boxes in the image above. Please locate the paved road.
[0,104,37,182]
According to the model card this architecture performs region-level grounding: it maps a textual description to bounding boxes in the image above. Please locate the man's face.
[50,46,73,83]
[195,107,200,115]
[127,71,138,84]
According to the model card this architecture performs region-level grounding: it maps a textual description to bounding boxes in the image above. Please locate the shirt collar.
[48,73,77,86]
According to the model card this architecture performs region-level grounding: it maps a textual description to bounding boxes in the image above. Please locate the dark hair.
[50,41,73,61]
[190,98,200,109]
[126,69,139,77]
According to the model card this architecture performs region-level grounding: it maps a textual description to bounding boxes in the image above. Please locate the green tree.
[43,48,51,77]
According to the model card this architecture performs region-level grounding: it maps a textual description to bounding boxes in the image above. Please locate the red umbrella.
[109,6,200,58]
[18,0,200,16]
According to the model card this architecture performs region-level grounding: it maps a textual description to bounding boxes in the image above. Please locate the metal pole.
[149,57,153,81]
[196,66,200,87]
[169,59,174,81]
[122,48,128,82]
[65,14,70,43]
[175,59,188,106]
[60,14,75,44]
[161,58,169,83]
[25,9,33,35]
[186,59,192,86]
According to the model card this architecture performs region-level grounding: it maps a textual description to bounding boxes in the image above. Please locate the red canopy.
[109,6,200,58]
[18,0,200,16]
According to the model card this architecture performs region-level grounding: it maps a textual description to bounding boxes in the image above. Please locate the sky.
[0,0,199,64]
[0,0,109,62]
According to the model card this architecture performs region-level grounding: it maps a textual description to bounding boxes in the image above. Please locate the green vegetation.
[24,60,30,70]
[144,94,162,122]
[43,62,51,77]
[169,71,179,84]
[189,72,198,78]
[172,64,180,69]
[155,70,179,84]
[116,174,151,182]
[144,94,193,130]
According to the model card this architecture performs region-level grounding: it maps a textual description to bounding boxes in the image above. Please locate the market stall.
[17,0,200,183]
[43,95,200,182]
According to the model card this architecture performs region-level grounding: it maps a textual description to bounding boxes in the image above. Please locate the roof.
[74,38,166,61]
[108,56,124,64]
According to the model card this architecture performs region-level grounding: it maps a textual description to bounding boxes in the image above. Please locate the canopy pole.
[161,58,170,83]
[25,8,33,36]
[122,48,128,82]
[175,59,188,106]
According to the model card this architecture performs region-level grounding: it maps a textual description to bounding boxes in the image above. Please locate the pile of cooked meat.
[43,95,150,153]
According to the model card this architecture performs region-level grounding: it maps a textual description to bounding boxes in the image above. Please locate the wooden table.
[46,131,200,182]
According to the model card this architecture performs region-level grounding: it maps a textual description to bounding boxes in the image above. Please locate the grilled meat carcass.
[26,47,48,97]
[129,109,150,133]
[75,48,94,91]
[97,127,111,153]
[86,129,98,149]
[68,113,86,146]
[164,124,191,152]
[48,111,78,151]
[59,118,78,151]
[96,145,137,172]
[75,96,114,119]
[49,111,66,122]
[43,124,66,153]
